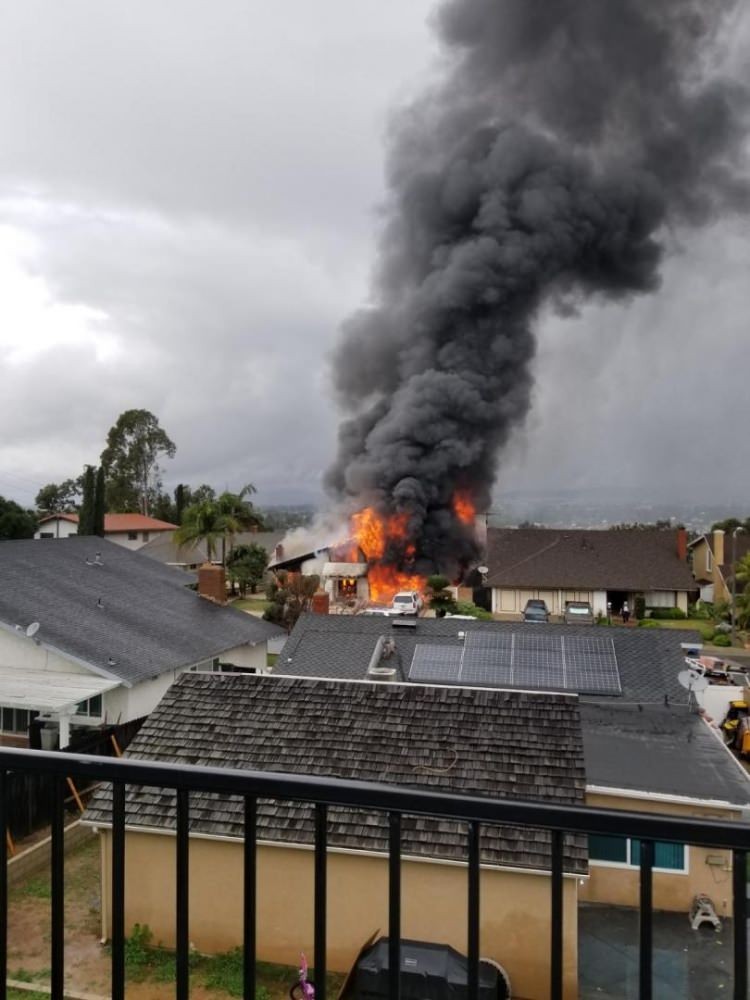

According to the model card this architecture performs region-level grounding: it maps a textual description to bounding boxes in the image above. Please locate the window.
[127,531,138,541]
[0,707,39,734]
[589,835,686,872]
[75,695,103,718]
[707,548,713,572]
[39,532,54,538]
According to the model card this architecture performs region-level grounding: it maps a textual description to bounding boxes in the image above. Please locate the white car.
[390,591,423,616]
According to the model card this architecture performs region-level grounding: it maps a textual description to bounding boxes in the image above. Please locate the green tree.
[78,465,96,536]
[263,571,320,631]
[227,544,269,596]
[100,409,176,514]
[711,516,750,534]
[0,496,37,539]
[216,485,263,562]
[35,478,81,515]
[93,466,106,537]
[173,501,240,562]
[174,484,188,524]
[426,574,458,617]
[734,552,750,592]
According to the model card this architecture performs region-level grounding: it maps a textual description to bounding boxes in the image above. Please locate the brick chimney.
[713,529,725,569]
[676,527,687,561]
[311,591,330,615]
[198,563,228,605]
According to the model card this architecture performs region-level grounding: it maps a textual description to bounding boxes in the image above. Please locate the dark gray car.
[523,599,550,623]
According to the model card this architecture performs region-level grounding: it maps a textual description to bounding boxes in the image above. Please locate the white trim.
[586,784,746,813]
[85,822,584,879]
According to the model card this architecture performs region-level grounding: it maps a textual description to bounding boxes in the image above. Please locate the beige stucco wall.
[100,831,579,999]
[581,792,738,917]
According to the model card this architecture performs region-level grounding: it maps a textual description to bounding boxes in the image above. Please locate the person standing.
[622,600,630,624]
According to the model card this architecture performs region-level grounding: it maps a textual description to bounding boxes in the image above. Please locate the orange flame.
[453,491,476,526]
[351,506,425,603]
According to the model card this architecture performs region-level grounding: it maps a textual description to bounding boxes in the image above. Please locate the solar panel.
[460,631,513,685]
[563,636,621,695]
[459,630,621,695]
[408,644,463,683]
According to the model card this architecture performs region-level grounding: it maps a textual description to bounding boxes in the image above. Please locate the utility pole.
[731,527,744,646]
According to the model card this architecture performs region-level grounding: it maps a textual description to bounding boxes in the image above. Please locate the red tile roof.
[38,513,178,532]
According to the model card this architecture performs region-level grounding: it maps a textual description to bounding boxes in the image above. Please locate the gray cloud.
[0,0,748,523]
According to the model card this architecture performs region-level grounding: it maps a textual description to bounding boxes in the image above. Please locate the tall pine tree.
[78,466,96,536]
[93,466,106,536]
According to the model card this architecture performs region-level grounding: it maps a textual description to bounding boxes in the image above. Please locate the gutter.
[586,784,746,813]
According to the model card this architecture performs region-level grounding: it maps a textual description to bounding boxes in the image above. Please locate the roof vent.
[366,635,399,681]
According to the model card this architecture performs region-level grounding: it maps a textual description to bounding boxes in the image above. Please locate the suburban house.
[276,614,750,917]
[35,512,179,550]
[85,675,586,999]
[480,526,696,618]
[689,528,750,604]
[0,537,284,748]
[139,529,285,573]
[268,536,371,605]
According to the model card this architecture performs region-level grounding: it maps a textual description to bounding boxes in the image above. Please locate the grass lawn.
[641,619,712,631]
[232,597,273,615]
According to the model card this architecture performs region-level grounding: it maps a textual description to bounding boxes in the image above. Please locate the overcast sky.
[1,1,748,512]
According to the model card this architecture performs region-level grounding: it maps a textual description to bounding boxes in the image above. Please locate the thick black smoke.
[325,0,749,579]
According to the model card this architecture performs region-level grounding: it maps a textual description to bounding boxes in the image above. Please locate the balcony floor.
[579,902,738,998]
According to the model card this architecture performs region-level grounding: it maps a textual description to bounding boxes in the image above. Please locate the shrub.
[638,619,661,628]
[713,634,732,647]
[454,601,492,620]
[700,627,716,642]
[647,607,686,620]
[689,602,714,621]
[634,595,646,621]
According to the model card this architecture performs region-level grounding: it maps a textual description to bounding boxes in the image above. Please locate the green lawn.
[232,597,273,615]
[641,619,712,631]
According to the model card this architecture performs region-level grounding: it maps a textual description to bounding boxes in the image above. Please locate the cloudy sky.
[1,1,748,512]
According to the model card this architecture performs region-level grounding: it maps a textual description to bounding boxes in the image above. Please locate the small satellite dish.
[477,565,489,575]
[26,622,40,638]
[678,669,709,693]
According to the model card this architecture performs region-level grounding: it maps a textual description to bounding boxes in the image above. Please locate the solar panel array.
[408,632,621,695]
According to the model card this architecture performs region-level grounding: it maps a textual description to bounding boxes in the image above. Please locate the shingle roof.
[0,537,284,685]
[84,673,587,873]
[484,527,695,591]
[140,531,285,568]
[278,614,700,706]
[273,616,747,804]
[581,702,750,806]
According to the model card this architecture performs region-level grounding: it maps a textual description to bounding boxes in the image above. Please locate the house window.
[707,549,713,572]
[39,532,54,539]
[127,531,138,541]
[589,835,686,872]
[0,707,39,734]
[75,695,103,718]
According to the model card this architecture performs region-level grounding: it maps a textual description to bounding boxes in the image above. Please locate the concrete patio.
[579,903,737,998]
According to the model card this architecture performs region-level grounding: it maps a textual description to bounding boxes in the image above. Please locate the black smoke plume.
[325,0,749,579]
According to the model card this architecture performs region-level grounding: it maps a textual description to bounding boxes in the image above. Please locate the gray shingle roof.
[140,531,285,568]
[0,537,284,685]
[85,673,587,873]
[273,616,749,804]
[580,702,750,806]
[278,614,700,706]
[484,527,696,591]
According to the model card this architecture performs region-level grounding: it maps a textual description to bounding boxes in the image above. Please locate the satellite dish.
[477,565,489,575]
[26,622,40,638]
[678,669,709,693]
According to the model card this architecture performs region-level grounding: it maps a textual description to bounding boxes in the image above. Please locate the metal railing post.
[550,829,564,1000]
[314,803,328,1000]
[639,839,654,1000]
[389,812,401,1000]
[243,795,257,1000]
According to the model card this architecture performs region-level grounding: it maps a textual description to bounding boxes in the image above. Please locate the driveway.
[579,904,737,998]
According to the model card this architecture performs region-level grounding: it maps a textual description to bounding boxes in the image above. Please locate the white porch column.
[58,713,72,749]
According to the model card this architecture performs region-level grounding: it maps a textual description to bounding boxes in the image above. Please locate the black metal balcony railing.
[0,746,748,1000]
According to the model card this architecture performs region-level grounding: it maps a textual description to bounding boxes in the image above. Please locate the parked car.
[391,591,423,616]
[563,601,594,625]
[522,599,550,623]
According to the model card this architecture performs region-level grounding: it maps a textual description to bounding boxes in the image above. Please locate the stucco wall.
[34,518,78,539]
[220,642,267,670]
[581,792,738,917]
[0,628,89,675]
[101,832,579,999]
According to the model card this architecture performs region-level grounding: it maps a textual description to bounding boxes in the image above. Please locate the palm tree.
[173,501,241,563]
[216,484,263,563]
